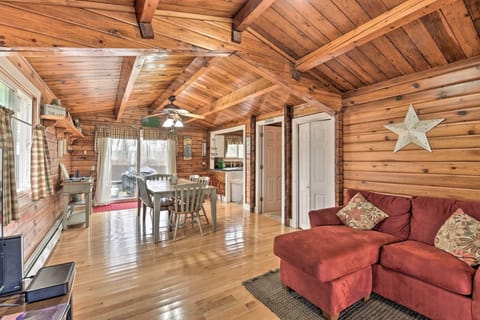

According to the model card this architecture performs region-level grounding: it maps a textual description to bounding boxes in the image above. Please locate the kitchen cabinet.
[209,169,243,203]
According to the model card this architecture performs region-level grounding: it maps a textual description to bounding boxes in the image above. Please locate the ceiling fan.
[145,96,205,124]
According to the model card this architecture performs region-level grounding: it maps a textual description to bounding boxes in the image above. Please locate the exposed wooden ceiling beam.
[0,49,232,57]
[233,0,277,32]
[0,0,134,12]
[152,56,222,111]
[115,56,145,120]
[135,0,160,39]
[0,5,339,114]
[187,78,279,122]
[231,54,341,114]
[155,10,232,23]
[296,0,456,72]
[138,12,337,111]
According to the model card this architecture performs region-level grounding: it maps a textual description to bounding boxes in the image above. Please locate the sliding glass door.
[110,138,137,200]
[108,137,175,201]
[141,140,171,175]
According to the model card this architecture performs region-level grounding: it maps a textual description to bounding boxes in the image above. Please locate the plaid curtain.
[95,125,140,153]
[0,106,19,225]
[31,125,53,201]
[142,127,169,140]
[226,135,242,144]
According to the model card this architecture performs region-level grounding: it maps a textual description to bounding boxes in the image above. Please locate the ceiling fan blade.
[143,112,165,119]
[181,113,205,119]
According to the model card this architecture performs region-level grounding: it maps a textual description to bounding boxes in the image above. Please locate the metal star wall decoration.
[384,104,444,153]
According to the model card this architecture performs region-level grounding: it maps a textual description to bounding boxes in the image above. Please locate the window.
[0,80,33,192]
[141,140,171,174]
[224,135,244,158]
[108,138,172,199]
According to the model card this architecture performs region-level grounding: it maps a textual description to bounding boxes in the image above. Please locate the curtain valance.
[95,125,139,152]
[142,127,170,140]
[95,125,139,140]
[225,135,243,145]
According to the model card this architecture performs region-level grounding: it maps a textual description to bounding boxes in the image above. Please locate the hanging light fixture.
[173,113,183,127]
[162,113,183,130]
[162,114,174,128]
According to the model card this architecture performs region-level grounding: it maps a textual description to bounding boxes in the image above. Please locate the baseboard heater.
[24,217,63,278]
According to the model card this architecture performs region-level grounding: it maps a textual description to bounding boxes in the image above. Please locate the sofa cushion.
[346,189,411,239]
[336,193,389,230]
[410,196,480,246]
[435,208,480,266]
[410,196,456,245]
[273,225,400,282]
[380,240,475,295]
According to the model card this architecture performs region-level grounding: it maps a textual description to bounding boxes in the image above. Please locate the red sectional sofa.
[273,189,480,320]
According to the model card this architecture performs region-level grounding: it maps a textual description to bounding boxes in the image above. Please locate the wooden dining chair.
[145,173,173,182]
[169,183,206,241]
[189,174,200,182]
[198,176,210,224]
[136,176,172,224]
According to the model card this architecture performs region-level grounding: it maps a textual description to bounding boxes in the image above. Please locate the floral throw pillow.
[434,208,480,267]
[336,192,389,230]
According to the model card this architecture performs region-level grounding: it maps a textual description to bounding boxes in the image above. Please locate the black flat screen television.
[0,147,3,294]
[0,148,24,296]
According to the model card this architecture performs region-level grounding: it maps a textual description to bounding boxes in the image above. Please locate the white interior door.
[262,125,282,213]
[297,117,335,229]
[298,123,311,229]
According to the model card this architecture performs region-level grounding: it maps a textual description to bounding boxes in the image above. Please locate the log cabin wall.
[70,107,209,185]
[4,129,64,260]
[2,56,65,261]
[342,57,480,201]
[175,132,210,179]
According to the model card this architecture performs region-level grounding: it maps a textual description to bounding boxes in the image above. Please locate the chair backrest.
[173,183,205,214]
[136,176,153,208]
[145,173,173,182]
[198,176,210,186]
[189,174,200,182]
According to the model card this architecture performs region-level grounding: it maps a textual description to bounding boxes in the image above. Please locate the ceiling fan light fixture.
[162,117,174,128]
[163,112,183,128]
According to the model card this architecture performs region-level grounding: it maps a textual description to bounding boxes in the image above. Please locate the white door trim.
[255,117,285,223]
[210,125,246,207]
[292,113,335,228]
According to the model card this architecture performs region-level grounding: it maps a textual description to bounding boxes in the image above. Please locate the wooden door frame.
[255,116,284,221]
[292,113,335,228]
[209,124,246,207]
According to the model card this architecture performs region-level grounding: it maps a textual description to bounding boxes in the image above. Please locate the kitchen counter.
[211,167,244,172]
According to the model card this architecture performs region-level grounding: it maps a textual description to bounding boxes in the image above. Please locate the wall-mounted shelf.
[41,114,84,138]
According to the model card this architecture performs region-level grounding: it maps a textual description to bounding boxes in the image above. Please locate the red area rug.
[93,201,138,213]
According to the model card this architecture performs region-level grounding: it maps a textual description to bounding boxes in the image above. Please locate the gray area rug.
[243,270,429,320]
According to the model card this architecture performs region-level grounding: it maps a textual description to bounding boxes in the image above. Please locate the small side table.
[0,262,76,320]
[63,177,93,229]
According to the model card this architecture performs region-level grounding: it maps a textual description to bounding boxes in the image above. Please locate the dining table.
[144,179,217,242]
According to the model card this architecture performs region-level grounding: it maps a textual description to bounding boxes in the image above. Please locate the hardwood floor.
[47,201,294,319]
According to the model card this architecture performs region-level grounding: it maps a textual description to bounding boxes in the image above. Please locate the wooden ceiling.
[0,0,478,128]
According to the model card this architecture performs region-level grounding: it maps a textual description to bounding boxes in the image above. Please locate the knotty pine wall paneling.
[72,108,210,190]
[342,57,480,201]
[176,130,210,179]
[4,128,64,260]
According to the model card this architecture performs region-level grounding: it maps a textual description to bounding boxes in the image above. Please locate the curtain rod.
[13,116,32,127]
